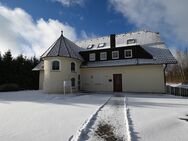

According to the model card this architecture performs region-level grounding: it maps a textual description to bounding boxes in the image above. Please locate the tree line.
[166,49,188,83]
[0,50,39,91]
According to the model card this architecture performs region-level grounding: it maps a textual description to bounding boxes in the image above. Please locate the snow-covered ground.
[1,91,187,141]
[77,96,128,141]
[126,94,188,141]
[0,91,111,141]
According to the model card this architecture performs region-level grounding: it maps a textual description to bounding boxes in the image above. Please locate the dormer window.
[87,44,94,49]
[127,39,136,44]
[124,50,132,58]
[89,53,95,61]
[98,43,106,48]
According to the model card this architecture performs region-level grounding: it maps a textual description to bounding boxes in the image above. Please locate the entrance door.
[113,74,122,92]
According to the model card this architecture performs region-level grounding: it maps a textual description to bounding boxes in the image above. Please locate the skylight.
[127,39,136,44]
[97,43,106,48]
[87,44,94,49]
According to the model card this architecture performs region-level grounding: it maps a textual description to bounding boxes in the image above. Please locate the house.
[33,30,177,93]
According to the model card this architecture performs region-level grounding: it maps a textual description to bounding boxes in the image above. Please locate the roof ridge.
[75,30,159,43]
[65,38,81,59]
[41,37,59,58]
[62,36,71,57]
[58,35,63,56]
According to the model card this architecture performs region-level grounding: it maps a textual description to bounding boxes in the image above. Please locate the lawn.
[0,91,110,141]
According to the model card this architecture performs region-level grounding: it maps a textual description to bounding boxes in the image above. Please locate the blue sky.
[1,0,135,37]
[0,0,187,57]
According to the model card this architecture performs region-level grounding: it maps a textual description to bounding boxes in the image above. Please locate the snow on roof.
[35,30,176,70]
[76,30,176,67]
[75,30,162,49]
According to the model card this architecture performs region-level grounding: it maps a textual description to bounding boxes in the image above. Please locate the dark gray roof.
[32,61,44,71]
[41,34,85,60]
[34,31,177,70]
[76,31,177,67]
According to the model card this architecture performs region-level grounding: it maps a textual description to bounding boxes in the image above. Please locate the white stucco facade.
[39,61,165,93]
[34,31,176,94]
[80,65,165,93]
[42,57,81,93]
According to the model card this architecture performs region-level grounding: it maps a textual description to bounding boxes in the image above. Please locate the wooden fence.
[166,85,188,97]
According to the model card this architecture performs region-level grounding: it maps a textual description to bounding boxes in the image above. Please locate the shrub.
[0,83,20,92]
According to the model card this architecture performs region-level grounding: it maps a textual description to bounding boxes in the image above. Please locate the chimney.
[110,34,116,48]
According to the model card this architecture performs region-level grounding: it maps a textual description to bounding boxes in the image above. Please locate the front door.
[113,74,122,92]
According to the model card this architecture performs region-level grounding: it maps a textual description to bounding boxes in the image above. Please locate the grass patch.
[95,122,123,141]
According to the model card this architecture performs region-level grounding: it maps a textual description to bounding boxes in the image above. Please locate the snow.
[78,96,128,141]
[167,83,188,89]
[126,94,188,141]
[0,91,111,141]
[1,90,187,141]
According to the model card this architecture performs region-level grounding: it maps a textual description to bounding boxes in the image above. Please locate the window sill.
[124,57,132,59]
[71,71,77,73]
[51,70,61,72]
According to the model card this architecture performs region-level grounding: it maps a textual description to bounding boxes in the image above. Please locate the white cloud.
[109,0,188,46]
[0,4,77,57]
[53,0,84,6]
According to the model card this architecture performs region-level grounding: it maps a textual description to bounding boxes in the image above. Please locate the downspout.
[163,64,167,93]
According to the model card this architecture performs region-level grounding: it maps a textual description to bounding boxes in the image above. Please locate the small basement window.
[51,60,60,71]
[89,53,96,61]
[100,52,107,60]
[112,51,119,59]
[124,50,132,58]
[97,43,106,48]
[127,39,136,44]
[87,44,94,49]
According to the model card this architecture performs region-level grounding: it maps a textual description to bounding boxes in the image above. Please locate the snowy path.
[126,94,188,141]
[0,91,111,141]
[77,96,128,141]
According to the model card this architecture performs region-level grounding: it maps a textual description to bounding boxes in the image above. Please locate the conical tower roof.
[41,31,84,60]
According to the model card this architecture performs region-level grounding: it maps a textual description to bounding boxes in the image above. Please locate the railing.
[166,85,188,97]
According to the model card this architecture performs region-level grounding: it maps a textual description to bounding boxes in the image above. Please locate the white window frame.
[124,49,133,58]
[89,53,96,61]
[51,59,61,71]
[112,51,119,59]
[100,52,107,60]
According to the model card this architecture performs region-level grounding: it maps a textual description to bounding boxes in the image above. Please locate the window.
[52,60,60,70]
[127,39,136,44]
[87,44,94,49]
[89,53,96,61]
[100,52,107,60]
[112,51,119,59]
[98,43,106,48]
[124,50,132,58]
[71,78,75,87]
[78,75,80,90]
[71,62,76,72]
